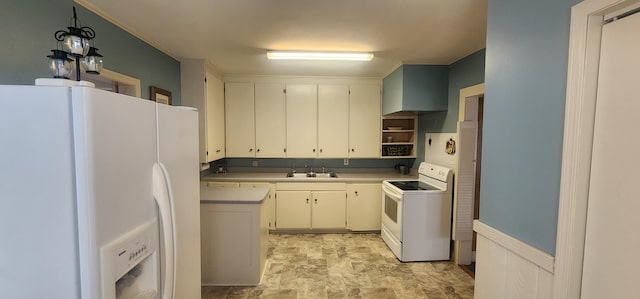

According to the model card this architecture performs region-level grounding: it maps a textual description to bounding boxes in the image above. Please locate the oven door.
[381,182,403,241]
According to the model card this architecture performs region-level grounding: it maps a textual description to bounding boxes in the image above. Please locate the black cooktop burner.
[388,180,440,191]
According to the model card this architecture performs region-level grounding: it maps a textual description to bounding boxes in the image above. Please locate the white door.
[581,12,640,299]
[157,104,201,299]
[285,84,317,157]
[349,84,381,158]
[318,84,349,157]
[255,83,286,157]
[276,191,311,229]
[453,120,478,265]
[346,184,382,231]
[206,73,225,161]
[312,191,347,229]
[225,82,255,157]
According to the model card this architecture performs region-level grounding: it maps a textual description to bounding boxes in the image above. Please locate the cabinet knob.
[313,149,316,153]
[306,198,309,204]
[216,149,221,153]
[314,198,318,204]
[351,148,355,152]
[355,191,358,196]
[257,149,260,152]
[319,149,323,153]
[249,148,253,152]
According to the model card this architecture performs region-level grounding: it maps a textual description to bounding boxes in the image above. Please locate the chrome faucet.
[305,164,314,174]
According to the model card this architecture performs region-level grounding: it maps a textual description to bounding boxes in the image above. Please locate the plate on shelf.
[387,126,403,130]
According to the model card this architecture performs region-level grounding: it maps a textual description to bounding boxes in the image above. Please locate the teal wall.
[415,49,486,166]
[480,0,581,255]
[0,0,181,103]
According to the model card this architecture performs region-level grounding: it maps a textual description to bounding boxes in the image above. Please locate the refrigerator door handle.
[152,163,177,299]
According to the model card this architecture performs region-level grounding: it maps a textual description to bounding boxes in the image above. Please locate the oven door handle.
[383,184,402,201]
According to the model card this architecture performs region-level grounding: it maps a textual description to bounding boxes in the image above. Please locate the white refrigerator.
[0,84,201,299]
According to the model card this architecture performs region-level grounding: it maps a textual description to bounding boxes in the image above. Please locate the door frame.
[453,83,484,265]
[83,68,141,97]
[554,0,640,297]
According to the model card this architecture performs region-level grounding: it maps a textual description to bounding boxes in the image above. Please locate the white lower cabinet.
[275,183,347,230]
[311,191,347,229]
[239,182,276,230]
[205,181,382,232]
[347,184,382,231]
[275,191,311,229]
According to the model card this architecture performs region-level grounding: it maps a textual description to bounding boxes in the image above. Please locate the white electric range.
[381,162,453,262]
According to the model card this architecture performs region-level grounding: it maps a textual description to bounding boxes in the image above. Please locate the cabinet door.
[312,191,346,229]
[206,73,225,161]
[349,84,381,158]
[180,59,208,163]
[346,184,382,231]
[285,84,317,157]
[276,191,311,229]
[225,83,255,157]
[255,83,286,158]
[318,84,349,158]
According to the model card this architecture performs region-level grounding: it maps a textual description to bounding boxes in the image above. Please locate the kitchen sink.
[285,172,338,178]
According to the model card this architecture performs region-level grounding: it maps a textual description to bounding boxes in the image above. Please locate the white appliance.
[381,162,453,262]
[0,84,201,299]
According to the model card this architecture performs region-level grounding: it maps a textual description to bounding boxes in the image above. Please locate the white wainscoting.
[474,220,555,299]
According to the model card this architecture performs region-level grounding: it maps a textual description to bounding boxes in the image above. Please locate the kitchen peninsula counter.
[200,184,269,286]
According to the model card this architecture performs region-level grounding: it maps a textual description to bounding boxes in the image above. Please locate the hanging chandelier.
[47,6,103,81]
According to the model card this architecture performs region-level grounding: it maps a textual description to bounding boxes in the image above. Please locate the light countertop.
[201,168,417,183]
[200,185,269,204]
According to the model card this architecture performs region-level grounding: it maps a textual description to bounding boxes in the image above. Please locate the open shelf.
[381,115,417,158]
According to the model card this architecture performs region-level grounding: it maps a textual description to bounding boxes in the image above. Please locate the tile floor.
[202,233,474,299]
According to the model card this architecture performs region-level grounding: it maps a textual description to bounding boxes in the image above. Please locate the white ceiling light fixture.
[266,51,374,61]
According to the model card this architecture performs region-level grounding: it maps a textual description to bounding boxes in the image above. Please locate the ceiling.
[78,0,487,77]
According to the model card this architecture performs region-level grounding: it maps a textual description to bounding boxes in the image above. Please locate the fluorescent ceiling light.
[267,51,374,61]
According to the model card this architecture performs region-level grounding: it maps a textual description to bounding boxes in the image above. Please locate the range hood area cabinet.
[181,59,226,163]
[382,65,448,115]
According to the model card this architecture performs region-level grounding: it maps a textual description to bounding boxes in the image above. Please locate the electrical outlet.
[343,159,349,166]
[252,160,258,167]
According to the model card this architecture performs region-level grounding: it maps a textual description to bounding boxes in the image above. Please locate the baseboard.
[473,220,555,299]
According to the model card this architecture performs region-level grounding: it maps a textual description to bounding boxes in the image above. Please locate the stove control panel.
[418,162,452,182]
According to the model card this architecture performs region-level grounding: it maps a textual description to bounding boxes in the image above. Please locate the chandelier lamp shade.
[82,47,104,74]
[47,49,73,79]
[48,6,103,81]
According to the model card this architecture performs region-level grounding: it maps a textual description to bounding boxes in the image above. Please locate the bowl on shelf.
[387,126,403,130]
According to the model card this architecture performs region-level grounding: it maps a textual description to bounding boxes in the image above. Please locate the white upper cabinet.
[222,77,382,159]
[285,84,318,158]
[255,83,286,158]
[206,74,225,161]
[225,82,255,157]
[349,84,381,158]
[180,59,225,163]
[318,84,349,158]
